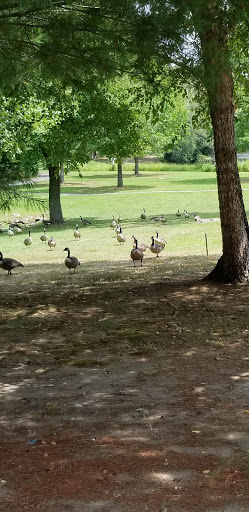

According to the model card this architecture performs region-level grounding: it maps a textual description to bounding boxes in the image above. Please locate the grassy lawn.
[1,161,249,267]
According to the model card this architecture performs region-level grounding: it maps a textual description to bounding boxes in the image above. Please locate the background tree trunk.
[49,164,64,224]
[200,28,249,282]
[134,156,139,175]
[60,162,64,184]
[117,162,123,187]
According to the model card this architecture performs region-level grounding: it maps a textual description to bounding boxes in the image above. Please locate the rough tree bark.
[49,164,64,224]
[200,26,249,282]
[134,156,139,175]
[117,161,123,187]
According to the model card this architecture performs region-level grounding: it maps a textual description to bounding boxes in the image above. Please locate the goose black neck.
[0,252,2,260]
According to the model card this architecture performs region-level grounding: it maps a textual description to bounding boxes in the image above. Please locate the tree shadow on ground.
[1,256,249,511]
[33,182,152,196]
[171,177,217,186]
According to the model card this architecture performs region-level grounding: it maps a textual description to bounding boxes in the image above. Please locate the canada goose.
[115,224,120,234]
[131,235,148,252]
[110,215,116,228]
[74,224,81,240]
[193,213,202,223]
[155,231,166,248]
[48,236,56,250]
[0,251,24,275]
[141,209,147,220]
[131,238,144,266]
[151,215,163,222]
[161,215,167,223]
[118,214,123,223]
[150,236,163,257]
[42,214,51,226]
[63,247,80,273]
[7,226,14,237]
[13,226,22,234]
[40,228,48,242]
[176,210,181,217]
[193,213,219,224]
[24,230,32,248]
[80,216,91,225]
[117,226,125,244]
[184,210,189,218]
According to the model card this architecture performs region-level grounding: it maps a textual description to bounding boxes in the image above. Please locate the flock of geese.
[0,208,194,275]
[109,213,167,267]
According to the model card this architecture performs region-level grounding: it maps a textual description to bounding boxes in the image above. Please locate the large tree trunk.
[134,156,139,175]
[200,27,249,282]
[117,161,123,187]
[49,164,64,224]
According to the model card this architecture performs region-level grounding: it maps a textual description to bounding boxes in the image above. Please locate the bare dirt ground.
[1,256,249,512]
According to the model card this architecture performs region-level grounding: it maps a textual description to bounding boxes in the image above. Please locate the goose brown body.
[42,214,51,226]
[0,252,24,274]
[7,226,14,237]
[117,227,125,243]
[74,224,81,240]
[131,238,144,266]
[24,230,32,248]
[150,236,163,257]
[40,228,48,242]
[80,216,91,225]
[110,215,116,228]
[64,247,80,273]
[151,215,163,222]
[48,236,56,249]
[13,226,22,234]
[155,232,166,248]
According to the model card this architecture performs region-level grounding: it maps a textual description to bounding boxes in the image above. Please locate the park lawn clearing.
[1,164,249,511]
[1,163,224,264]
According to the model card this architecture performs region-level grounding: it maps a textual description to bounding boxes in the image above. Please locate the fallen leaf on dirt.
[202,470,210,474]
[192,430,202,433]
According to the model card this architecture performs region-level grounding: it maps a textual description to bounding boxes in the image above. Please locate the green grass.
[1,161,249,268]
